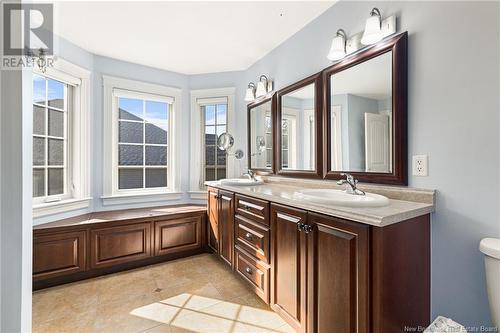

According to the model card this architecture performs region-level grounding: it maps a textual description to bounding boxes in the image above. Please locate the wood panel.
[270,204,308,333]
[154,216,202,256]
[218,190,234,267]
[307,213,370,333]
[90,222,152,269]
[33,230,86,280]
[234,246,270,303]
[235,215,270,263]
[235,194,270,226]
[371,214,431,333]
[207,187,219,253]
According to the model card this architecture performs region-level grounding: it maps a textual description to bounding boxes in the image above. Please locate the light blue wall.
[239,1,500,327]
[28,1,500,328]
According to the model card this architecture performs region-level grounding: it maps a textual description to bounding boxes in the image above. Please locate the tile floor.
[33,253,296,333]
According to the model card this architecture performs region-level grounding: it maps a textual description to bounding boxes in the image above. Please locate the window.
[32,59,91,218]
[32,75,70,201]
[115,92,171,191]
[189,88,235,197]
[203,103,227,182]
[103,76,181,204]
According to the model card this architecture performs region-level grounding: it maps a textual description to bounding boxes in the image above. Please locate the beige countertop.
[206,180,435,227]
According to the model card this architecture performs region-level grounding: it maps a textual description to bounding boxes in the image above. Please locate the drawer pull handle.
[245,232,253,240]
[245,267,253,274]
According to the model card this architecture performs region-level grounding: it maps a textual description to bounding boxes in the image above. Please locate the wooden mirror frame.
[276,72,323,178]
[322,32,408,185]
[247,94,277,174]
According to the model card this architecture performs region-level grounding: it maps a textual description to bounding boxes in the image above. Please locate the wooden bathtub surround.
[33,205,207,290]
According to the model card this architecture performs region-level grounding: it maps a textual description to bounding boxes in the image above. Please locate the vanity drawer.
[235,194,269,226]
[235,215,270,263]
[235,246,270,304]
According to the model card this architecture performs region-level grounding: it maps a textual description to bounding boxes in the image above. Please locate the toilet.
[480,238,500,326]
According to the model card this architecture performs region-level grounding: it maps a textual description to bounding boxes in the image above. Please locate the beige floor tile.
[143,324,172,333]
[32,253,296,333]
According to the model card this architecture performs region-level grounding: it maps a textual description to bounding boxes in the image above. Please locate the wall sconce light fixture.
[256,75,273,98]
[327,29,347,61]
[244,82,256,102]
[361,8,383,45]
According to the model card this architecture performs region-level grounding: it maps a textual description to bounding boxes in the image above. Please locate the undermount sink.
[295,189,389,208]
[220,178,264,186]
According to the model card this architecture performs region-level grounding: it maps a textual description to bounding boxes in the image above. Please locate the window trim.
[189,87,235,199]
[32,58,91,218]
[102,75,182,204]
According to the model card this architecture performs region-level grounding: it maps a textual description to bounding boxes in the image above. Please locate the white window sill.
[33,197,92,218]
[189,191,208,200]
[101,191,184,206]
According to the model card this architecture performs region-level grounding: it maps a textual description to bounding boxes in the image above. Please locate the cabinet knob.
[243,205,250,210]
[245,267,253,274]
[303,224,313,234]
[245,232,253,240]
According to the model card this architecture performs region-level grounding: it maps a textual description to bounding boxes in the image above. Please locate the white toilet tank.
[480,238,500,327]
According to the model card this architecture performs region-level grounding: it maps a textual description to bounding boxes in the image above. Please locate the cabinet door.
[33,230,87,280]
[307,213,370,333]
[90,222,152,269]
[154,216,203,256]
[218,190,234,267]
[207,187,219,253]
[270,204,308,333]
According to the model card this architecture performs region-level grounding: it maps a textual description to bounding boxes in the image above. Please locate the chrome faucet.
[244,169,257,181]
[337,173,365,196]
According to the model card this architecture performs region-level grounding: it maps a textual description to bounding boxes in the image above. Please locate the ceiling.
[52,1,335,75]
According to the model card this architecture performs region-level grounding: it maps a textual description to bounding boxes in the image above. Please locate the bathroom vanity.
[206,179,434,333]
[208,31,434,332]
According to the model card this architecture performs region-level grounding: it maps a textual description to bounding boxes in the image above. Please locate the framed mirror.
[277,73,323,178]
[323,32,407,184]
[248,95,276,172]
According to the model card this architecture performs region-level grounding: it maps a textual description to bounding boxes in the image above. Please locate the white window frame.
[102,75,182,206]
[189,88,235,200]
[32,59,92,218]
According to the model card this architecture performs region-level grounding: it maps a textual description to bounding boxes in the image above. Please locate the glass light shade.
[255,81,267,98]
[327,34,346,61]
[244,86,255,102]
[361,14,383,45]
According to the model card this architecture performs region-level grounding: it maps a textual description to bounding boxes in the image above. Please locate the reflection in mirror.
[330,51,392,173]
[249,100,273,169]
[281,83,315,171]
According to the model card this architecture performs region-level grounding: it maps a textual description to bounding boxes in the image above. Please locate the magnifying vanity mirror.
[217,132,244,159]
[248,95,276,172]
[277,73,323,178]
[324,32,407,184]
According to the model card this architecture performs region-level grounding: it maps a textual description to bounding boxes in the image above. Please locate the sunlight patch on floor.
[130,293,294,333]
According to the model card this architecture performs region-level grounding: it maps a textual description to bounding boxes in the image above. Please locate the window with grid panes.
[203,103,227,181]
[32,75,70,200]
[117,96,170,190]
[281,119,290,168]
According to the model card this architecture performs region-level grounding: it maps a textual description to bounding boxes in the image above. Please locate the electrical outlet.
[412,155,428,176]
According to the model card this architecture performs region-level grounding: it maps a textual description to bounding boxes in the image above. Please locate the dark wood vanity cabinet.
[207,187,220,252]
[307,213,370,333]
[219,190,235,267]
[207,187,235,267]
[270,204,308,333]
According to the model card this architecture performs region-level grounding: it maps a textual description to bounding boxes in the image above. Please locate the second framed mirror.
[248,95,276,173]
[276,73,323,178]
